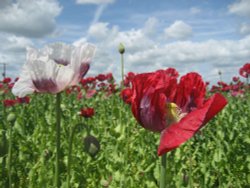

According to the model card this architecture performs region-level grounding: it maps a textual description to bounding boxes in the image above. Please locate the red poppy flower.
[80,107,95,118]
[125,70,227,156]
[16,96,30,104]
[96,74,107,82]
[164,68,179,78]
[3,99,16,107]
[3,77,11,84]
[106,73,114,82]
[239,63,250,78]
[232,76,239,82]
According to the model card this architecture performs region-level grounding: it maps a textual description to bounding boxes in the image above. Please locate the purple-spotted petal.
[70,44,95,85]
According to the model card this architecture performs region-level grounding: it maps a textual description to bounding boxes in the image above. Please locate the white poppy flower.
[12,43,95,97]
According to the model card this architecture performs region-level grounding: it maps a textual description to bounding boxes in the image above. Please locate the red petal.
[140,87,167,132]
[157,93,227,156]
[175,73,206,112]
[130,71,177,132]
[131,73,153,123]
[203,93,227,125]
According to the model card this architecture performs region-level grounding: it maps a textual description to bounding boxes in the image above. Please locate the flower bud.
[7,113,16,123]
[118,43,125,54]
[83,135,100,157]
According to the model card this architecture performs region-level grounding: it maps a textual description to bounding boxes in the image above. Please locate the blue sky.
[0,0,250,84]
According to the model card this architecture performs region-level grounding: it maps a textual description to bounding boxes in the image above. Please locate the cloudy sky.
[0,0,250,84]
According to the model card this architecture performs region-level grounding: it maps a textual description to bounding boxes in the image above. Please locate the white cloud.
[143,17,159,36]
[0,0,11,9]
[91,4,108,25]
[76,0,115,5]
[228,0,250,17]
[190,7,201,15]
[74,19,250,85]
[0,34,33,78]
[88,22,110,39]
[164,20,193,40]
[0,0,62,38]
[240,23,250,34]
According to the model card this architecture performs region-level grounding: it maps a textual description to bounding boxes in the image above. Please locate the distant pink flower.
[231,90,244,97]
[12,43,95,97]
[106,73,114,82]
[232,76,239,82]
[85,89,96,99]
[77,92,83,100]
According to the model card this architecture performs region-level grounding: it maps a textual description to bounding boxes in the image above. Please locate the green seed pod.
[118,43,125,54]
[7,113,16,123]
[84,135,100,157]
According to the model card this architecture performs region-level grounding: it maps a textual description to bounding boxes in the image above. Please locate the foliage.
[0,83,250,188]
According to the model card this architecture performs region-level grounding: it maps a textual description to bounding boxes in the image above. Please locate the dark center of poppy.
[32,78,58,93]
[54,59,69,66]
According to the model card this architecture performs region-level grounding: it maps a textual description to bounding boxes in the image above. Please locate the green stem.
[55,93,61,188]
[120,53,124,90]
[2,95,7,187]
[160,154,167,188]
[67,125,76,188]
[8,121,12,188]
[188,155,193,188]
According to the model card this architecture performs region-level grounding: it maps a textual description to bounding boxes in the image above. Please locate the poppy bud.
[83,135,100,157]
[118,43,125,54]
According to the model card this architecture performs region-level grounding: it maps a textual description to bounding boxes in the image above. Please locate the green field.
[0,82,250,188]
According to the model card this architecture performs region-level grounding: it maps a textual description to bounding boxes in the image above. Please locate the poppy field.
[0,44,250,188]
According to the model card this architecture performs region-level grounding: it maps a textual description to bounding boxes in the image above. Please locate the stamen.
[166,102,186,126]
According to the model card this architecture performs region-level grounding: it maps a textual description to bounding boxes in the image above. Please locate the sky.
[0,0,250,84]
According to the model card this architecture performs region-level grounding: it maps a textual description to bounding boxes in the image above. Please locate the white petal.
[47,43,72,63]
[12,64,35,97]
[54,65,75,92]
[28,59,74,93]
[69,43,96,84]
[71,43,95,71]
[27,46,49,63]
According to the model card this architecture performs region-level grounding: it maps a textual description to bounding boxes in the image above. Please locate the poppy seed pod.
[83,135,100,157]
[7,113,16,123]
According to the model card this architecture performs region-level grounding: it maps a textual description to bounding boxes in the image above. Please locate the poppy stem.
[2,95,8,187]
[160,153,167,188]
[7,121,12,188]
[67,124,77,188]
[55,93,61,188]
[120,53,124,89]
